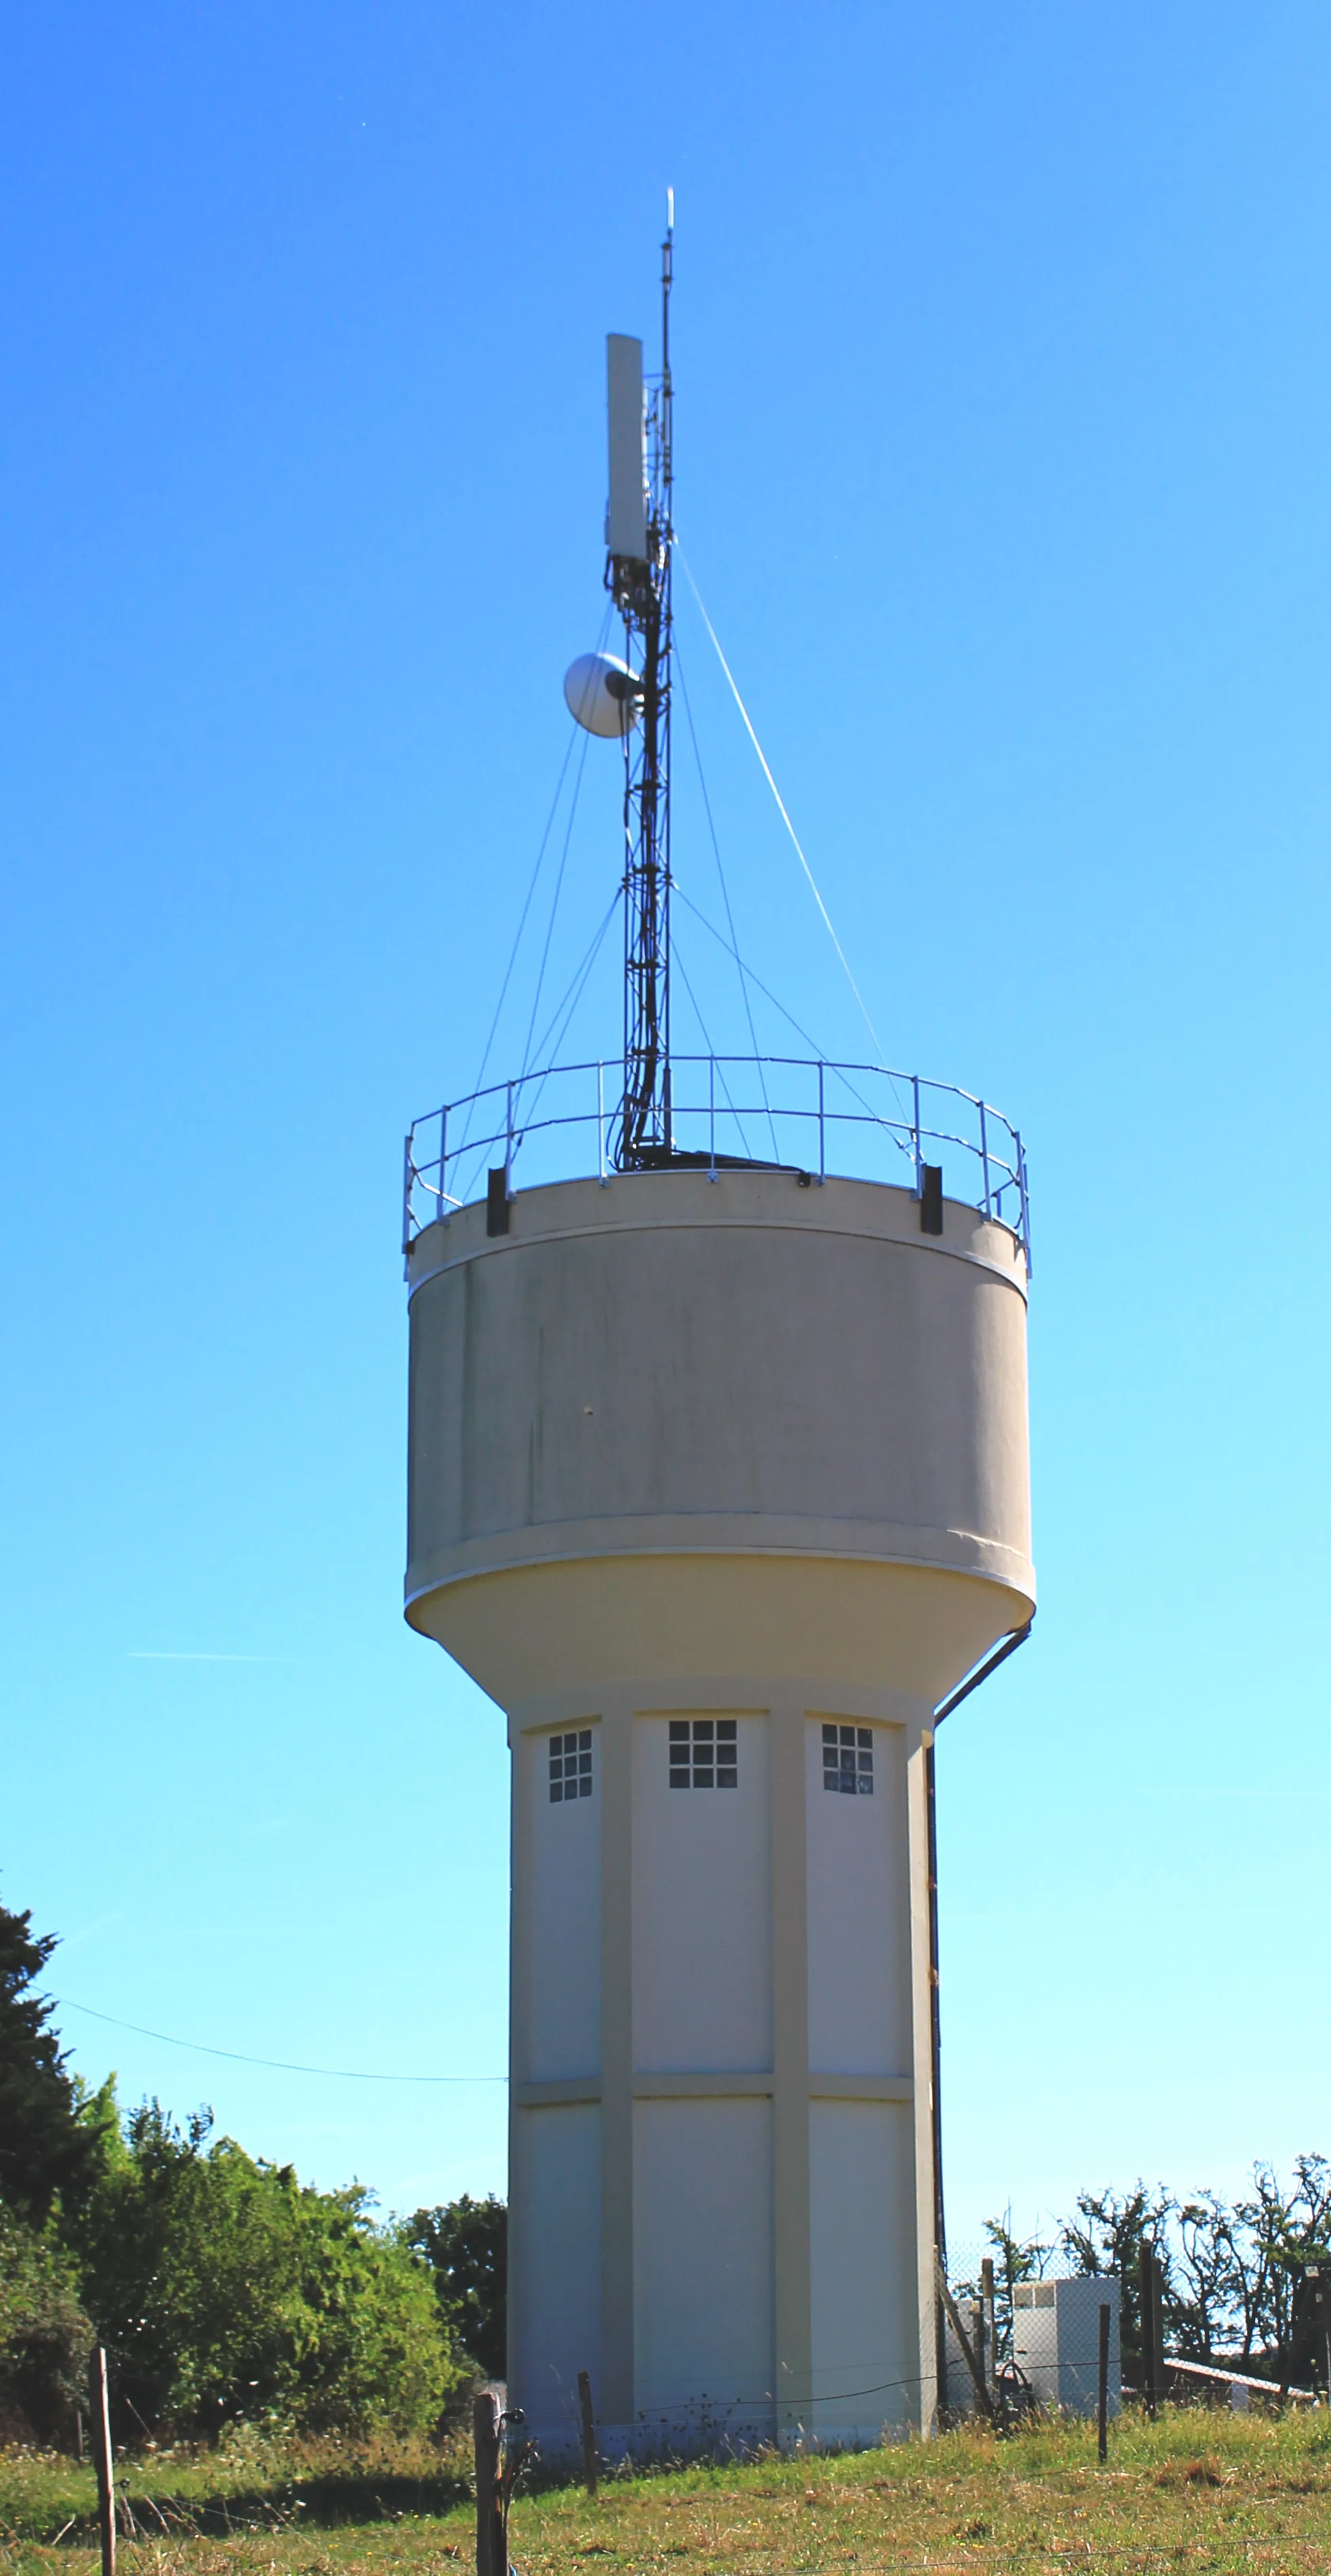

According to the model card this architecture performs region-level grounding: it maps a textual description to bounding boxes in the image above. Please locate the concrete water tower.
[404,217,1034,2457]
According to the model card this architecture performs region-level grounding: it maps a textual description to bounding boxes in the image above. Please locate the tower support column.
[770,1694,812,2443]
[598,1693,636,2429]
[907,1724,942,2433]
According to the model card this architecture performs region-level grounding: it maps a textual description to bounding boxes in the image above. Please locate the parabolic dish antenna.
[564,650,642,738]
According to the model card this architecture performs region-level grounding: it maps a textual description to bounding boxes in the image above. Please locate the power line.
[56,1998,507,2085]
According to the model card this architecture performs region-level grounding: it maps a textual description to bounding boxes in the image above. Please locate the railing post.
[401,1132,414,1263]
[818,1059,825,1184]
[598,1062,606,1184]
[505,1081,513,1197]
[912,1074,923,1198]
[979,1100,991,1218]
[439,1106,449,1224]
[708,1053,716,1182]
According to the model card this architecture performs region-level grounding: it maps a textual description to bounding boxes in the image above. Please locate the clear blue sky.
[3,0,1328,2251]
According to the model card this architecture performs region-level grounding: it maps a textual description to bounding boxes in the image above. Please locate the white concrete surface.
[524,1723,600,2082]
[806,1718,909,2077]
[633,1713,771,2074]
[633,2097,775,2444]
[809,2099,915,2441]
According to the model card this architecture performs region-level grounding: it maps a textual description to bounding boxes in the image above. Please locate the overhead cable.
[56,1997,506,2085]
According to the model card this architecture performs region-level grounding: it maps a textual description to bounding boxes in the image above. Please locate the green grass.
[3,2408,1331,2576]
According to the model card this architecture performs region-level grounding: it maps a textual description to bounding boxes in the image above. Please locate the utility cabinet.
[1013,2276,1120,2418]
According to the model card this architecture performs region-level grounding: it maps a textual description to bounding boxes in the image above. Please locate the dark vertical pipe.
[924,1731,948,2416]
[928,1618,1034,2423]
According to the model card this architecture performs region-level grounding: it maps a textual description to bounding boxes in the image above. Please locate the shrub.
[405,2195,507,2382]
[65,2102,465,2439]
[0,2207,92,2442]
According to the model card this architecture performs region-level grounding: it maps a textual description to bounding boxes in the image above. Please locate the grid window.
[822,1722,873,1794]
[549,1729,594,1802]
[668,1717,737,1789]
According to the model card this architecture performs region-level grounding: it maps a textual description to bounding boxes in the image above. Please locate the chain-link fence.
[941,2238,1122,2424]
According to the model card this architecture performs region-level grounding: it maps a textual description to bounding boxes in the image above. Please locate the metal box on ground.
[1013,2276,1120,2418]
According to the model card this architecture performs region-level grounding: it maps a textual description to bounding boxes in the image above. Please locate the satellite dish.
[564,651,642,738]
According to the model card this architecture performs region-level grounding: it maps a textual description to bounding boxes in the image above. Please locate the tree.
[985,2213,1051,2364]
[1235,2154,1331,2378]
[66,2101,466,2437]
[406,2196,507,2381]
[0,1898,110,2224]
[1171,2192,1247,2362]
[1060,2183,1175,2384]
[0,2209,92,2443]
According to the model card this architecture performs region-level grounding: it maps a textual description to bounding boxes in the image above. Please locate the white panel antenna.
[606,333,649,562]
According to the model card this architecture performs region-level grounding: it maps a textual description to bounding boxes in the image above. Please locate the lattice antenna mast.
[607,199,674,1168]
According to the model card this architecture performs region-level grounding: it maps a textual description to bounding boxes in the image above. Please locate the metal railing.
[403,1053,1030,1265]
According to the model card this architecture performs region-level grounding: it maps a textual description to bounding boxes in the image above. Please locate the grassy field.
[2,2408,1330,2576]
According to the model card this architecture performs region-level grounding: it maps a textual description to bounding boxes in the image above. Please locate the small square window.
[549,1729,596,1804]
[669,1718,740,1788]
[824,1724,873,1795]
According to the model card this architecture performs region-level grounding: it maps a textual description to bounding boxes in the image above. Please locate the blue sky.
[2,0,1328,2248]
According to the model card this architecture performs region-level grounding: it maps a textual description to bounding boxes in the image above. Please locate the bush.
[405,2195,507,2382]
[65,2102,466,2439]
[0,2208,92,2443]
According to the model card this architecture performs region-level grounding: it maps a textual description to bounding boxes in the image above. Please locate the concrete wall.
[406,1167,1033,1708]
[407,1167,1034,2456]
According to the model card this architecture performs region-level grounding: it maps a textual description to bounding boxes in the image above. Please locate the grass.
[3,2407,1331,2576]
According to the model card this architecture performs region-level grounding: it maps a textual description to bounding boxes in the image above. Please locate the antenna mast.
[608,201,674,1167]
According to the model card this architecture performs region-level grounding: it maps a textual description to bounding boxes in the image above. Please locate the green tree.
[405,2196,507,2381]
[961,2213,1052,2365]
[1060,2183,1175,2384]
[0,1899,111,2224]
[0,2208,92,2442]
[1235,2154,1331,2376]
[67,2101,464,2437]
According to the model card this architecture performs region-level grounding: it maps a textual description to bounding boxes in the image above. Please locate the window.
[668,1717,737,1789]
[822,1722,873,1794]
[549,1729,593,1802]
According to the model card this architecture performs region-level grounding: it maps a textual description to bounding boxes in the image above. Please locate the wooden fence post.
[1097,2302,1110,2464]
[1138,2243,1156,2418]
[89,2347,115,2576]
[473,2389,504,2576]
[577,2372,598,2495]
[1152,2249,1167,2413]
[935,2257,995,2420]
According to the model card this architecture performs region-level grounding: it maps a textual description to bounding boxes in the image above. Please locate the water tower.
[403,216,1034,2457]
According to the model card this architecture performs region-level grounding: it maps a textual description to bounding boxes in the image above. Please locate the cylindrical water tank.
[405,1165,1033,2456]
